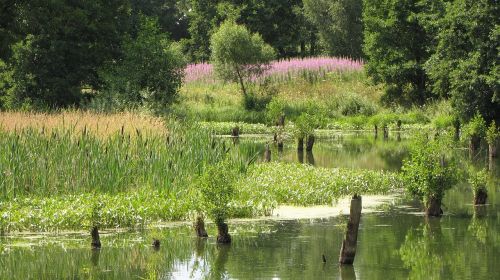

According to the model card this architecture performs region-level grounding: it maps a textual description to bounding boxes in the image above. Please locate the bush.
[463,113,487,139]
[486,121,499,145]
[468,168,488,198]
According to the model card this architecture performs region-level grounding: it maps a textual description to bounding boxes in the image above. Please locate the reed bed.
[0,121,227,199]
[0,111,167,139]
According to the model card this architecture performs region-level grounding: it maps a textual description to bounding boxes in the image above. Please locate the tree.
[97,16,186,111]
[402,135,459,216]
[363,0,445,105]
[425,0,499,124]
[210,21,275,97]
[303,0,363,59]
[0,0,130,109]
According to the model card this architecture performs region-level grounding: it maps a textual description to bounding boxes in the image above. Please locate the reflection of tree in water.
[468,206,488,244]
[399,219,444,280]
[208,244,230,280]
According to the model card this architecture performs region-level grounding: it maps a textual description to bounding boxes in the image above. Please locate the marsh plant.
[402,135,459,217]
[198,161,238,243]
[468,168,488,205]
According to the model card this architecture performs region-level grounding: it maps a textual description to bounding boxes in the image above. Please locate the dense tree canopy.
[426,0,499,123]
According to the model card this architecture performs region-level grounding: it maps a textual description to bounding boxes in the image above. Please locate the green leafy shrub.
[486,121,499,145]
[468,168,488,198]
[198,161,237,225]
[463,113,487,139]
[402,135,459,211]
[266,97,286,126]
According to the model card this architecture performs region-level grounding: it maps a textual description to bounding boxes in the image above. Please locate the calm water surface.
[1,133,498,279]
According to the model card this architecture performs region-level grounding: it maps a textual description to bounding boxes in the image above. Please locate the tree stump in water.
[91,226,101,249]
[297,137,304,151]
[489,142,497,158]
[306,151,315,165]
[339,195,362,265]
[383,125,389,139]
[194,216,208,238]
[277,141,284,152]
[297,150,304,163]
[425,197,443,217]
[469,136,481,157]
[306,135,315,152]
[474,189,488,205]
[397,120,402,130]
[374,125,378,139]
[231,126,240,138]
[152,239,161,249]
[264,144,271,162]
[216,222,231,244]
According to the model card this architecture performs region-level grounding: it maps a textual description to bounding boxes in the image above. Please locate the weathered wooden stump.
[489,142,497,158]
[194,216,208,238]
[91,226,101,249]
[383,125,389,139]
[474,189,488,205]
[306,135,315,152]
[397,120,402,130]
[216,222,231,244]
[264,144,271,162]
[339,195,362,265]
[231,126,240,137]
[425,197,443,217]
[152,239,161,250]
[297,150,304,163]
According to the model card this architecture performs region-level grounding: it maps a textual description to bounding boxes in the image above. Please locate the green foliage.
[363,0,444,105]
[294,113,317,139]
[198,161,237,225]
[426,0,499,123]
[0,0,130,109]
[265,97,286,126]
[238,162,403,206]
[486,121,499,145]
[303,0,363,58]
[402,135,459,204]
[210,21,275,97]
[463,113,487,139]
[96,16,186,112]
[468,168,488,196]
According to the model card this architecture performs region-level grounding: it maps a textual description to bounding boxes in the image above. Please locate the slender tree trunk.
[469,135,481,157]
[235,68,246,96]
[306,135,315,152]
[91,226,101,249]
[489,142,497,158]
[297,149,304,163]
[264,144,271,162]
[297,137,304,151]
[339,195,362,265]
[383,125,389,139]
[216,222,231,244]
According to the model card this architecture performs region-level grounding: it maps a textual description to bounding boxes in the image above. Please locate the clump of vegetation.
[463,113,487,153]
[468,168,488,205]
[294,113,317,151]
[198,161,238,243]
[402,135,459,216]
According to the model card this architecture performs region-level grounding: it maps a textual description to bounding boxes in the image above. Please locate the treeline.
[0,0,497,124]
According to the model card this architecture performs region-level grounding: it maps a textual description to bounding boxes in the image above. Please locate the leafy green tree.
[402,135,459,216]
[425,0,499,123]
[363,0,445,105]
[303,0,363,58]
[97,16,186,111]
[210,21,275,97]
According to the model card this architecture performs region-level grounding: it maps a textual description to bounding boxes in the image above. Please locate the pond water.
[1,133,499,279]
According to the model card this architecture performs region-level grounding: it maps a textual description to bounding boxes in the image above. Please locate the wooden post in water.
[297,137,304,151]
[91,226,101,249]
[194,216,208,238]
[469,135,480,158]
[216,222,231,244]
[231,126,240,138]
[152,239,161,250]
[264,144,271,162]
[339,195,362,265]
[383,125,389,140]
[306,135,315,152]
[374,125,378,139]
